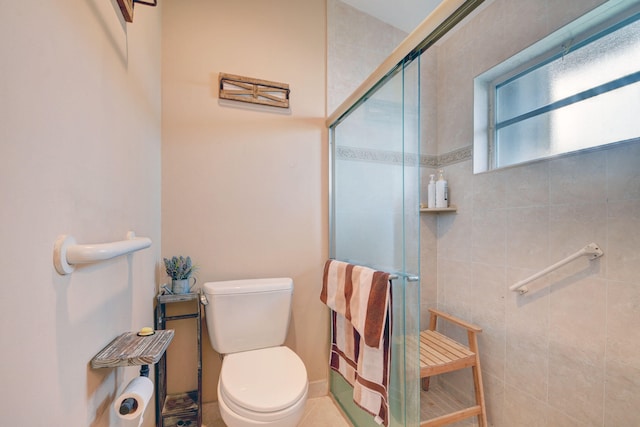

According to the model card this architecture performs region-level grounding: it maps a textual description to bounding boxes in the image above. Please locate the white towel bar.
[54,231,152,275]
[509,243,603,295]
[334,258,419,282]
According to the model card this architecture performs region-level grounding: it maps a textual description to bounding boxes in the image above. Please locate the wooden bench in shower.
[419,308,487,427]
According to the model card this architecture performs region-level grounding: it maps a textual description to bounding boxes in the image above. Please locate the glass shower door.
[329,56,421,427]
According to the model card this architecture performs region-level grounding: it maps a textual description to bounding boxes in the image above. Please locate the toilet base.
[217,380,307,427]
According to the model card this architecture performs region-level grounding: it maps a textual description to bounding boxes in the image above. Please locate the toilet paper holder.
[119,365,150,415]
[90,329,174,422]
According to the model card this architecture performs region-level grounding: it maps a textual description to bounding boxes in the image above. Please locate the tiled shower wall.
[422,0,640,425]
[327,0,408,114]
[329,0,640,425]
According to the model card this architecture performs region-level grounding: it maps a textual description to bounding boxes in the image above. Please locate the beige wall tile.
[466,2,509,74]
[606,200,640,283]
[327,0,407,114]
[438,258,473,310]
[505,161,550,208]
[471,263,507,327]
[471,263,506,378]
[549,277,607,365]
[503,384,549,427]
[421,49,439,156]
[547,347,605,426]
[604,360,640,426]
[471,207,507,266]
[473,169,508,211]
[549,151,607,206]
[505,266,550,400]
[606,279,640,370]
[438,210,473,262]
[482,372,505,427]
[546,407,591,427]
[506,206,550,270]
[607,142,640,202]
[546,0,608,34]
[501,0,550,58]
[548,203,608,279]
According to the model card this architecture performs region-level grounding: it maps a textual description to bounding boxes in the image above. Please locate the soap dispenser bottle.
[427,174,436,208]
[435,169,448,208]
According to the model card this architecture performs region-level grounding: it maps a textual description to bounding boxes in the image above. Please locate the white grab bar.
[509,242,604,295]
[54,231,152,275]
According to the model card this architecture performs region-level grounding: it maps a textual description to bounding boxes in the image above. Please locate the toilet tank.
[202,278,293,354]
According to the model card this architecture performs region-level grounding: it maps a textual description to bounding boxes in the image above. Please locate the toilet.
[202,278,308,427]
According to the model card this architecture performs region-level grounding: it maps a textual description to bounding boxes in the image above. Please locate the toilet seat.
[219,346,308,422]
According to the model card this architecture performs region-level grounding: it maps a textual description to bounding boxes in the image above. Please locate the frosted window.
[474,4,640,172]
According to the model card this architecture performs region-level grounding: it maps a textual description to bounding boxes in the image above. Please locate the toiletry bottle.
[435,169,448,208]
[427,174,436,208]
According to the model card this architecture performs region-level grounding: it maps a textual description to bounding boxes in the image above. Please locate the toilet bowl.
[217,346,308,427]
[202,278,309,427]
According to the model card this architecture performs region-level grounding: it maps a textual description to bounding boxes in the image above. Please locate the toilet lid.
[220,346,308,413]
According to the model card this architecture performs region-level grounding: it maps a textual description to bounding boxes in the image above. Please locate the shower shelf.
[420,205,457,213]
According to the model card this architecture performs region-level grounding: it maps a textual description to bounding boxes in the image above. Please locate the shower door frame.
[328,54,422,427]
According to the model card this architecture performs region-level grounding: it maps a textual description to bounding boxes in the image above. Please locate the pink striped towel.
[320,259,391,426]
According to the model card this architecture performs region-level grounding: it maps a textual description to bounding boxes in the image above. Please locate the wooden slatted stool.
[419,309,487,427]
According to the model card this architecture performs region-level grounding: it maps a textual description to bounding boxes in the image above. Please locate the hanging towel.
[320,259,391,426]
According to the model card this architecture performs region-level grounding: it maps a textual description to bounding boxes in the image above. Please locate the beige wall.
[0,2,161,426]
[161,0,328,403]
[426,0,640,425]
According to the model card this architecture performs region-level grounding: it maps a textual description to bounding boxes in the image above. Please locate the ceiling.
[340,0,444,33]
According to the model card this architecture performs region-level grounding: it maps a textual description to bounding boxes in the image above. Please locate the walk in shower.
[327,1,484,426]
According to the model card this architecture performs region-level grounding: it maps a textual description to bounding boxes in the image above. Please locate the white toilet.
[202,278,308,427]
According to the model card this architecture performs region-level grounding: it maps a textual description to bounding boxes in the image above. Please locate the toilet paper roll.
[114,376,154,424]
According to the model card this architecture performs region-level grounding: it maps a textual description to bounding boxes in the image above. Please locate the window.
[474,1,640,172]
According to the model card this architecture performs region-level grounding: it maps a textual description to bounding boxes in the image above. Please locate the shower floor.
[420,383,477,427]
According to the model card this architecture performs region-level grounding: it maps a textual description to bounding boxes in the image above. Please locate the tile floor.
[202,396,353,427]
[201,384,476,426]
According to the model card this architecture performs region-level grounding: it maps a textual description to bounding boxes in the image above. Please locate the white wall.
[0,1,161,426]
[161,0,328,403]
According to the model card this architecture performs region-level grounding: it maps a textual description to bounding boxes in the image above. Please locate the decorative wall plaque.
[219,73,290,109]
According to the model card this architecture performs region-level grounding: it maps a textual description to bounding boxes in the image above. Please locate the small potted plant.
[163,255,198,294]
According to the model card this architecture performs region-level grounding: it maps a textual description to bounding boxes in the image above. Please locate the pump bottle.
[427,174,436,208]
[435,169,448,208]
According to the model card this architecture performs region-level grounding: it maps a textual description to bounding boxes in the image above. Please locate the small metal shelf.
[163,390,198,415]
[158,292,200,304]
[155,291,202,427]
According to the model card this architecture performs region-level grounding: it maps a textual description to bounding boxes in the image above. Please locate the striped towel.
[320,260,391,426]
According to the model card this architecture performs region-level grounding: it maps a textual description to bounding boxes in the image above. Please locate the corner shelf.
[420,205,457,214]
[91,330,174,369]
